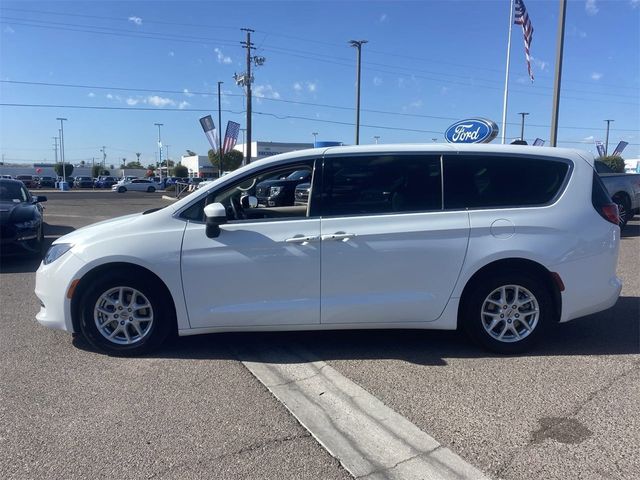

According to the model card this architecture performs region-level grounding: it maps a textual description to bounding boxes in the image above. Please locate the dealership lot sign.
[445,118,499,144]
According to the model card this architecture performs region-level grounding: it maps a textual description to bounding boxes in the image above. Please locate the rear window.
[443,155,570,209]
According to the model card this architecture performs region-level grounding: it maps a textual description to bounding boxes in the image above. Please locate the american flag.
[222,121,241,154]
[514,0,534,82]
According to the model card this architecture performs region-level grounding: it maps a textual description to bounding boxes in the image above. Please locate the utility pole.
[218,81,224,176]
[100,146,107,169]
[237,28,261,165]
[550,0,567,147]
[518,112,529,141]
[165,145,170,172]
[56,118,67,185]
[604,119,614,156]
[349,39,367,145]
[154,123,163,181]
[240,128,246,158]
[52,137,58,164]
[373,136,380,144]
[312,132,318,146]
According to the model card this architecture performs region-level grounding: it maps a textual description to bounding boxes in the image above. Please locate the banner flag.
[533,138,544,146]
[611,141,628,157]
[222,121,241,155]
[514,0,535,82]
[199,115,218,152]
[595,141,605,157]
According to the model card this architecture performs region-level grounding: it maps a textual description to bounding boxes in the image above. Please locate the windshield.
[0,182,28,202]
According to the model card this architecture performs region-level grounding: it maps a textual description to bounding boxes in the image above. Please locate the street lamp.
[312,132,318,146]
[604,119,614,156]
[154,123,163,180]
[218,81,224,178]
[349,39,367,145]
[373,135,380,144]
[56,118,67,187]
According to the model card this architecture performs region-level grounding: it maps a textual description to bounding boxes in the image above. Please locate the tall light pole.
[100,146,106,170]
[604,119,614,156]
[218,81,224,177]
[56,118,67,184]
[165,145,170,172]
[518,112,529,141]
[240,128,246,158]
[154,123,163,180]
[312,132,318,146]
[349,39,367,145]
[373,135,380,144]
[550,0,567,147]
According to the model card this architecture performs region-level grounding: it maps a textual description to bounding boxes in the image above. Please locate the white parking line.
[238,344,491,480]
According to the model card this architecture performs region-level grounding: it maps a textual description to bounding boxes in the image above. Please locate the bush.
[54,163,74,177]
[173,165,188,178]
[598,156,625,173]
[92,165,110,177]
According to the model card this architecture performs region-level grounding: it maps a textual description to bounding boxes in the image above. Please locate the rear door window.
[443,155,570,209]
[321,155,442,216]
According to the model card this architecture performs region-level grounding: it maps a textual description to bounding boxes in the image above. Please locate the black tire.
[118,186,126,193]
[461,270,553,354]
[147,186,156,193]
[612,193,631,229]
[78,272,174,356]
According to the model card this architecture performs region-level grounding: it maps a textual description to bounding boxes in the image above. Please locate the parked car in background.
[37,176,56,188]
[595,160,640,228]
[255,169,312,207]
[294,182,311,206]
[74,176,94,188]
[16,175,38,189]
[35,144,622,356]
[94,176,118,189]
[0,174,14,180]
[0,179,46,255]
[112,179,159,193]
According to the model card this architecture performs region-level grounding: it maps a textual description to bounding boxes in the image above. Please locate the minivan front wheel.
[462,272,553,354]
[78,273,172,355]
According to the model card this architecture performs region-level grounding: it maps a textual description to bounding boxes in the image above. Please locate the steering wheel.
[230,195,246,220]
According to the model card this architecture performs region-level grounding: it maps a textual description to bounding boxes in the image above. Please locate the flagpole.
[501,0,515,144]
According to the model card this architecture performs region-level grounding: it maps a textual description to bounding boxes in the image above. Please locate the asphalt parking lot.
[1,191,638,480]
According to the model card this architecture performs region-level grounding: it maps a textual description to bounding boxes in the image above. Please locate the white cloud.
[373,76,383,86]
[440,86,450,95]
[146,95,175,107]
[585,0,599,16]
[168,51,175,57]
[532,57,549,71]
[106,93,114,99]
[87,92,96,98]
[409,100,423,109]
[631,0,640,8]
[591,72,603,81]
[183,88,194,97]
[253,84,281,101]
[293,82,303,92]
[128,16,142,26]
[398,78,405,88]
[4,26,15,34]
[583,135,595,142]
[125,98,139,106]
[178,101,190,109]
[379,13,388,23]
[306,82,317,93]
[214,47,232,64]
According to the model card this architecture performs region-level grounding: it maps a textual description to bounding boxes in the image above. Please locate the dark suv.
[255,170,311,207]
[37,176,56,188]
[294,182,311,206]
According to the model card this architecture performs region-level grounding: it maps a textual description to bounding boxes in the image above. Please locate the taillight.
[600,203,620,225]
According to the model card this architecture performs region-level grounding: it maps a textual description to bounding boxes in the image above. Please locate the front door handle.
[321,232,356,242]
[285,235,319,245]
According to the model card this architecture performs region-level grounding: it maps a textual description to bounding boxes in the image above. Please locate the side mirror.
[241,195,258,209]
[34,196,47,203]
[204,202,227,238]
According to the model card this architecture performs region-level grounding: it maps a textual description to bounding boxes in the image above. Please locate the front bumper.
[34,251,87,333]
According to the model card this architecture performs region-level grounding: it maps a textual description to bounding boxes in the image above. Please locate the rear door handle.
[285,235,319,245]
[321,232,356,242]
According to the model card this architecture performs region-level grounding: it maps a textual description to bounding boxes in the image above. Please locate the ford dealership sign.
[444,118,499,144]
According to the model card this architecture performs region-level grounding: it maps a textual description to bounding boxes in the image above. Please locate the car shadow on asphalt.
[72,296,639,364]
[621,220,639,239]
[0,223,74,274]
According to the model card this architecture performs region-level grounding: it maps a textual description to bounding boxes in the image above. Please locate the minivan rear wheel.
[461,271,553,354]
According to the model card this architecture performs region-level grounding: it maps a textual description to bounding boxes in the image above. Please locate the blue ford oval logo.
[444,118,499,144]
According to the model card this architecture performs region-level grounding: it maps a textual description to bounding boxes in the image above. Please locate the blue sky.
[1,0,639,165]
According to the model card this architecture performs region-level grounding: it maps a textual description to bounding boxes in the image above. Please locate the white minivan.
[35,144,622,355]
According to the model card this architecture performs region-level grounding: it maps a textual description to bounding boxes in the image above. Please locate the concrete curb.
[237,344,492,480]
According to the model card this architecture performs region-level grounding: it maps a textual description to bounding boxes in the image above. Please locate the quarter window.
[321,155,442,216]
[443,155,570,209]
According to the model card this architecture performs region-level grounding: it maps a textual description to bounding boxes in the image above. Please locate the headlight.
[269,186,283,197]
[43,243,73,265]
